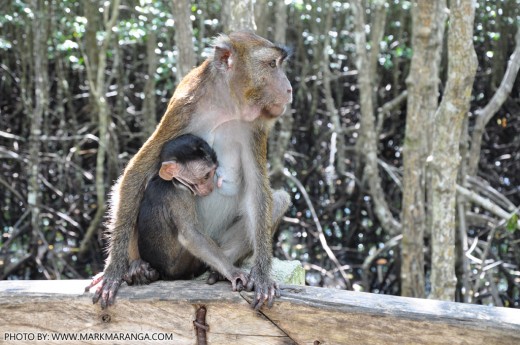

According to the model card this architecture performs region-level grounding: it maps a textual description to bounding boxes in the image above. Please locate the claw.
[267,288,275,308]
[92,288,101,304]
[85,272,104,292]
[246,278,255,292]
[275,282,281,298]
[246,267,280,310]
[253,289,267,310]
[86,272,122,309]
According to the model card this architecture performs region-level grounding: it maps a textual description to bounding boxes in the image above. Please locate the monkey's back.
[137,177,205,280]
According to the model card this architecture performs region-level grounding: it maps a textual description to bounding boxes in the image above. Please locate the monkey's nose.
[287,88,292,94]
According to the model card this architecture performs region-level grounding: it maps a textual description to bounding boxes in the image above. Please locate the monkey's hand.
[85,270,123,309]
[123,259,160,286]
[245,267,281,310]
[207,269,249,292]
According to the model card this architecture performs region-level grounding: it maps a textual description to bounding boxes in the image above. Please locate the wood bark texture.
[172,0,197,82]
[78,0,121,255]
[267,0,293,189]
[429,0,478,301]
[27,0,49,242]
[143,15,158,137]
[351,0,402,236]
[401,0,446,298]
[224,0,256,32]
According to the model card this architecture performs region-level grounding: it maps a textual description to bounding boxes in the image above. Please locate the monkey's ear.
[213,35,234,71]
[159,161,180,181]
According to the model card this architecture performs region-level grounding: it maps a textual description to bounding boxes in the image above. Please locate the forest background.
[1,0,519,308]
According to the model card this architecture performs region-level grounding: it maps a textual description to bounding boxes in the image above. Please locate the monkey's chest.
[190,119,252,236]
[196,189,241,239]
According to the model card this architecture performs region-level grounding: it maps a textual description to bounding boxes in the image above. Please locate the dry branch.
[468,28,520,176]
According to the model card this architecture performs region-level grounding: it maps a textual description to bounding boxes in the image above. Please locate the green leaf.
[506,214,518,233]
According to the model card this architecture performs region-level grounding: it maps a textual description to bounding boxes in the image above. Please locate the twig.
[472,206,520,297]
[457,195,471,302]
[361,234,402,290]
[0,210,31,253]
[376,90,408,135]
[456,185,519,229]
[0,130,25,141]
[283,169,352,289]
[377,90,408,115]
[0,175,25,203]
[466,211,498,228]
[302,263,336,280]
[466,175,516,212]
[486,271,503,307]
[0,254,32,280]
[378,158,402,189]
[468,27,520,175]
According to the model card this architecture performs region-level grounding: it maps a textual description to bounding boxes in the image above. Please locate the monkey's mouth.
[175,178,213,197]
[265,103,289,117]
[175,178,197,195]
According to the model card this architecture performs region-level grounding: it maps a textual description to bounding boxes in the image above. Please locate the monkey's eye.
[269,60,277,68]
[204,172,211,180]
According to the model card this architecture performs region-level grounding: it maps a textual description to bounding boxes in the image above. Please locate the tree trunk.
[79,0,121,255]
[268,0,292,188]
[321,2,345,197]
[254,0,269,38]
[351,0,401,236]
[273,1,286,44]
[400,0,446,298]
[172,0,196,82]
[27,0,49,238]
[429,0,477,301]
[221,1,231,33]
[143,16,158,137]
[223,0,256,32]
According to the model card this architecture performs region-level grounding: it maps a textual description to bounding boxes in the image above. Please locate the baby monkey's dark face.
[158,134,219,197]
[175,160,218,197]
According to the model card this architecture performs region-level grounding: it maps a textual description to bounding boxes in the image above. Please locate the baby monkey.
[125,134,248,290]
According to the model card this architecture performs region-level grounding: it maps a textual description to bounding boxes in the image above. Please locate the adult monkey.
[87,31,293,310]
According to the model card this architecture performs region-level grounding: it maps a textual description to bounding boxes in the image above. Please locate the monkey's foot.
[86,271,123,309]
[206,270,225,285]
[246,267,281,310]
[123,259,160,285]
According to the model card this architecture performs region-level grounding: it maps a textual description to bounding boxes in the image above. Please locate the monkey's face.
[213,32,293,121]
[180,161,218,197]
[243,46,293,119]
[193,167,217,197]
[159,160,217,197]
